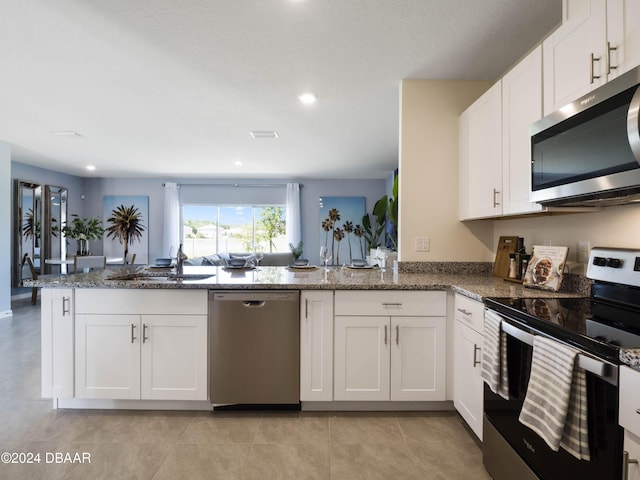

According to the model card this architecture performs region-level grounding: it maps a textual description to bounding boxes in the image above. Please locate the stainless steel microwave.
[530,65,640,207]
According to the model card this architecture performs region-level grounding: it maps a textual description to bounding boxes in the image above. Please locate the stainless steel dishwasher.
[209,290,300,406]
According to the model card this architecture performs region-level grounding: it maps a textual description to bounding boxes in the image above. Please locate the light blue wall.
[82,177,388,262]
[5,166,389,291]
[1,143,11,314]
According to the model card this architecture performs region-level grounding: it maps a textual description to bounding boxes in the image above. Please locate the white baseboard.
[53,398,213,411]
[301,400,455,411]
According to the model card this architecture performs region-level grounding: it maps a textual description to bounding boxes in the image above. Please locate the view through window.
[181,205,286,258]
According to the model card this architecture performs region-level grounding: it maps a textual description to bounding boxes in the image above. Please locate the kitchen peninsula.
[29,264,586,413]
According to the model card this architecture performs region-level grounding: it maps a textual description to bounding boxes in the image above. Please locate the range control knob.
[606,258,623,268]
[593,256,607,266]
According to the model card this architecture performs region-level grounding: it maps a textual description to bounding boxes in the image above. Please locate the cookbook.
[523,245,569,291]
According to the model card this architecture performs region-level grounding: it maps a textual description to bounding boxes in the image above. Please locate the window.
[181,205,286,258]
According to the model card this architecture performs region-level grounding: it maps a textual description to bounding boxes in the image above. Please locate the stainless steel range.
[484,247,640,480]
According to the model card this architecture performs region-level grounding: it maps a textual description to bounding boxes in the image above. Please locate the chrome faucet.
[175,244,187,277]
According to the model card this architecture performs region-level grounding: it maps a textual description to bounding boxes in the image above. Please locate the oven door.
[483,315,623,480]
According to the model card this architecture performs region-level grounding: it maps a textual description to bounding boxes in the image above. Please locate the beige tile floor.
[0,299,491,480]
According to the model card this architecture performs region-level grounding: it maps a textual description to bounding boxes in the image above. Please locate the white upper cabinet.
[502,46,544,215]
[459,81,503,220]
[543,0,640,115]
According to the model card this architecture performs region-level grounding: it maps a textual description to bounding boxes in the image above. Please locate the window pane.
[181,204,286,257]
[182,205,218,258]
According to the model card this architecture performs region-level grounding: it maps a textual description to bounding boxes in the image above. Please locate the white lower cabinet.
[41,288,75,398]
[333,291,447,402]
[74,289,208,401]
[300,290,334,401]
[619,365,640,479]
[453,293,485,440]
[75,314,207,400]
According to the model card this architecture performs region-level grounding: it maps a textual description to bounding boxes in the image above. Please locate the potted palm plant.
[61,214,104,256]
[105,204,145,261]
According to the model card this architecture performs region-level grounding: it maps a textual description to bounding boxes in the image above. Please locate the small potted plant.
[61,214,104,256]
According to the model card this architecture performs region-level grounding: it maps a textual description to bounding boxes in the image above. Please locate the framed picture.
[103,195,149,264]
[319,196,365,264]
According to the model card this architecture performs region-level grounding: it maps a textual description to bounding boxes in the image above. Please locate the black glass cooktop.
[485,296,640,364]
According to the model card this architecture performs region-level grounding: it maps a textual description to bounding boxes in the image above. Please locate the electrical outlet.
[543,239,552,246]
[415,236,430,252]
[577,241,590,263]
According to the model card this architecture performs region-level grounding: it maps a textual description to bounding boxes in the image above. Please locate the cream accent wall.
[399,79,494,261]
[493,204,640,273]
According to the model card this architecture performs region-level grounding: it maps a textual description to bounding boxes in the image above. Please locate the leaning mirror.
[43,185,68,274]
[13,180,42,287]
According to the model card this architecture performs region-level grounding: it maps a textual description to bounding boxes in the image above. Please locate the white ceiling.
[0,0,561,180]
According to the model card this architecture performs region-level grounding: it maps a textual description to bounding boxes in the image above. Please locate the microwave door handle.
[627,86,640,164]
[500,320,609,379]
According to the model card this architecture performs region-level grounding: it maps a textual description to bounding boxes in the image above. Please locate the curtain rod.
[162,183,302,188]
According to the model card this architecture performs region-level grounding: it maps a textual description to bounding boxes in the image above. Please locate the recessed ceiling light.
[234,161,243,166]
[250,131,279,139]
[85,165,96,171]
[52,130,83,137]
[298,93,316,105]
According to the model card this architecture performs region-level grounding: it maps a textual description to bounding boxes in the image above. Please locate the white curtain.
[285,183,301,249]
[162,182,180,257]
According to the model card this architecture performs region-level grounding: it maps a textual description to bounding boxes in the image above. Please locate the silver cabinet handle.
[623,451,638,480]
[492,188,500,207]
[382,302,402,307]
[396,325,400,346]
[384,325,388,345]
[607,41,618,74]
[62,297,70,316]
[305,298,309,319]
[457,308,472,316]
[473,344,481,367]
[590,53,601,84]
[143,324,148,344]
[131,324,136,344]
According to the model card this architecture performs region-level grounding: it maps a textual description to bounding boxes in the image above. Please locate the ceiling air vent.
[249,131,278,139]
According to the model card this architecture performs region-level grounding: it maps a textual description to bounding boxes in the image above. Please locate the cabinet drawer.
[75,289,208,315]
[334,291,446,316]
[454,294,485,334]
[620,366,640,436]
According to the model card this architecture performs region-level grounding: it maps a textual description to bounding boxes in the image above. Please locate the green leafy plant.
[288,241,304,260]
[61,214,104,256]
[105,205,145,260]
[362,196,388,251]
[61,215,104,241]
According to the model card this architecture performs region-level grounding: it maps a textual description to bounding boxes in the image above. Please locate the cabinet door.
[140,315,208,401]
[41,288,74,398]
[543,0,607,115]
[453,320,484,440]
[459,81,503,220]
[300,291,334,401]
[624,431,640,480]
[606,0,640,80]
[75,314,140,399]
[334,316,390,401]
[502,45,543,215]
[390,316,446,401]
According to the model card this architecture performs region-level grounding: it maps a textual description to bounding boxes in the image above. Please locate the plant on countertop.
[289,241,304,260]
[61,214,104,256]
[105,204,145,261]
[362,173,399,252]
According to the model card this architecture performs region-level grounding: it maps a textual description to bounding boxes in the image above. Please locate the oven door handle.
[501,321,608,379]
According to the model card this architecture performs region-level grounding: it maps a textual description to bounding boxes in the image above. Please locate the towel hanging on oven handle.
[500,320,610,380]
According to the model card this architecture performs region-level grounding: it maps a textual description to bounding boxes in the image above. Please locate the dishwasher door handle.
[242,300,266,308]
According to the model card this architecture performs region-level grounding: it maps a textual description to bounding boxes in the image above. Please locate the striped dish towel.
[518,336,590,461]
[480,309,509,400]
